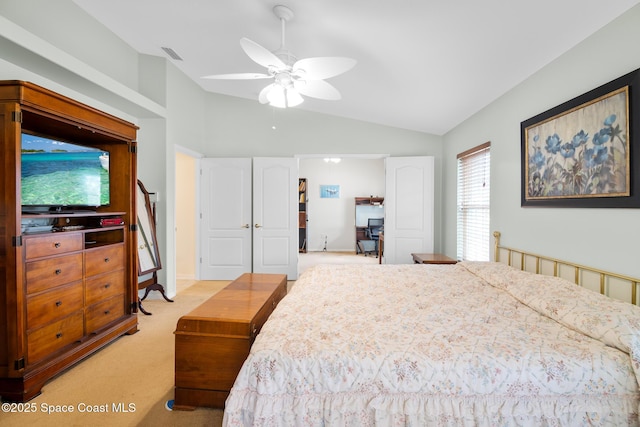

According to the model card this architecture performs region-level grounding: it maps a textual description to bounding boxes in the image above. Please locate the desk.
[411,253,457,264]
[378,232,383,264]
[355,226,368,253]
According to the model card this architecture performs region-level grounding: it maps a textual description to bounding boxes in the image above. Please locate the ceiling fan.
[202,5,356,108]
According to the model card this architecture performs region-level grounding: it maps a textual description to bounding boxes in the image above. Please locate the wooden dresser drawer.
[27,282,83,331]
[85,295,124,334]
[25,233,83,260]
[85,244,124,277]
[26,253,83,294]
[27,312,84,364]
[85,271,125,306]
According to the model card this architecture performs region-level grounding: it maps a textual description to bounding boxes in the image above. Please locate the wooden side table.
[411,253,457,264]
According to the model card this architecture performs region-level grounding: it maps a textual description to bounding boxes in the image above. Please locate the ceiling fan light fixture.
[266,84,303,108]
[274,71,294,88]
[285,89,304,107]
[267,85,286,108]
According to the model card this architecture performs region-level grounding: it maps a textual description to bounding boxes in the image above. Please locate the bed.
[223,233,640,426]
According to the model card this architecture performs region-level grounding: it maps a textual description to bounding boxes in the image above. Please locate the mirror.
[137,179,172,315]
[137,179,161,275]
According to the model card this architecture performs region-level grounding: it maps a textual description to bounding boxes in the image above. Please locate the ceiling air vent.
[161,47,183,61]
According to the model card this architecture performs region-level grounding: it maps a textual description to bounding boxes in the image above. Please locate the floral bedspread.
[223,263,640,426]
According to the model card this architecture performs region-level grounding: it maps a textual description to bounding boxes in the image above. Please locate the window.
[457,142,490,261]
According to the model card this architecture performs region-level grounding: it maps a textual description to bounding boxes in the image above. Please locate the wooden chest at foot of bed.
[173,273,287,410]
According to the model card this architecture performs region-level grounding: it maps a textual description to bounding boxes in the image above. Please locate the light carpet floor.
[298,250,378,275]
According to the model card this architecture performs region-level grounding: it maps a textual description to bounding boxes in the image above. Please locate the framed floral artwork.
[521,67,640,207]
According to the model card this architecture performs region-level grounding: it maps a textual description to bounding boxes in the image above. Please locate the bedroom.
[1,0,640,425]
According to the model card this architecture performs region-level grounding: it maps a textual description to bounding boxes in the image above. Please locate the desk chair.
[358,239,377,256]
[367,218,384,254]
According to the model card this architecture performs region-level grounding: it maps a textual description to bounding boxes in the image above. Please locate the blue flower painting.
[525,88,629,200]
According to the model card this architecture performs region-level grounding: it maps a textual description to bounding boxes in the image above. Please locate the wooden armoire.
[0,81,139,402]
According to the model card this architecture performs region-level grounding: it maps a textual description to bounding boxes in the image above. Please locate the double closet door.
[199,157,299,280]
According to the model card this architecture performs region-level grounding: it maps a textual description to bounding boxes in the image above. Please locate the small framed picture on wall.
[320,185,340,198]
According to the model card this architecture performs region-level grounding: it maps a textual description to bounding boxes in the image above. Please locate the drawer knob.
[56,332,63,339]
[54,242,61,248]
[55,269,62,275]
[104,257,110,263]
[55,301,62,307]
[104,283,111,289]
[104,310,111,315]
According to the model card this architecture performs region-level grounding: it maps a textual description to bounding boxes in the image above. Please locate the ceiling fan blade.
[202,72,271,80]
[240,37,286,69]
[294,79,341,100]
[293,57,356,80]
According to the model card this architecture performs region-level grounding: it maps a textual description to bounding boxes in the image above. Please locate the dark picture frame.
[521,67,640,208]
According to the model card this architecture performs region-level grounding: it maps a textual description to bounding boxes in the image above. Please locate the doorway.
[175,147,200,282]
[298,156,385,252]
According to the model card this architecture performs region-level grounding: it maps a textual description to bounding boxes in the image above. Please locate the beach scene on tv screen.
[21,133,110,207]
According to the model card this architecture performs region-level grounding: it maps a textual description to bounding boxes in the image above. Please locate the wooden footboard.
[493,231,639,305]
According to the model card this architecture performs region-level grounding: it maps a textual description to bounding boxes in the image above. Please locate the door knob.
[242,224,250,228]
[254,224,262,228]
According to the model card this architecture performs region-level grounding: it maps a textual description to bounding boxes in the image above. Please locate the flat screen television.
[21,131,110,212]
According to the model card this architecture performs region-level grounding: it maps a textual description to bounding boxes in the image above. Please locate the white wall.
[198,93,444,255]
[0,1,139,90]
[442,4,640,278]
[299,158,385,251]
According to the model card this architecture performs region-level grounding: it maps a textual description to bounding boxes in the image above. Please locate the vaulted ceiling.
[74,0,639,135]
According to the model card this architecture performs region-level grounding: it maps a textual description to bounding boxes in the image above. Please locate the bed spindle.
[492,231,640,306]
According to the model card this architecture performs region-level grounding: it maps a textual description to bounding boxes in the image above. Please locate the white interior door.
[384,156,434,264]
[253,157,299,279]
[199,158,252,279]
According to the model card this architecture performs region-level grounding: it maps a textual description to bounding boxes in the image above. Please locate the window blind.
[457,142,490,261]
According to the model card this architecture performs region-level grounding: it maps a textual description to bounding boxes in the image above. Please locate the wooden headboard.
[493,231,639,305]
